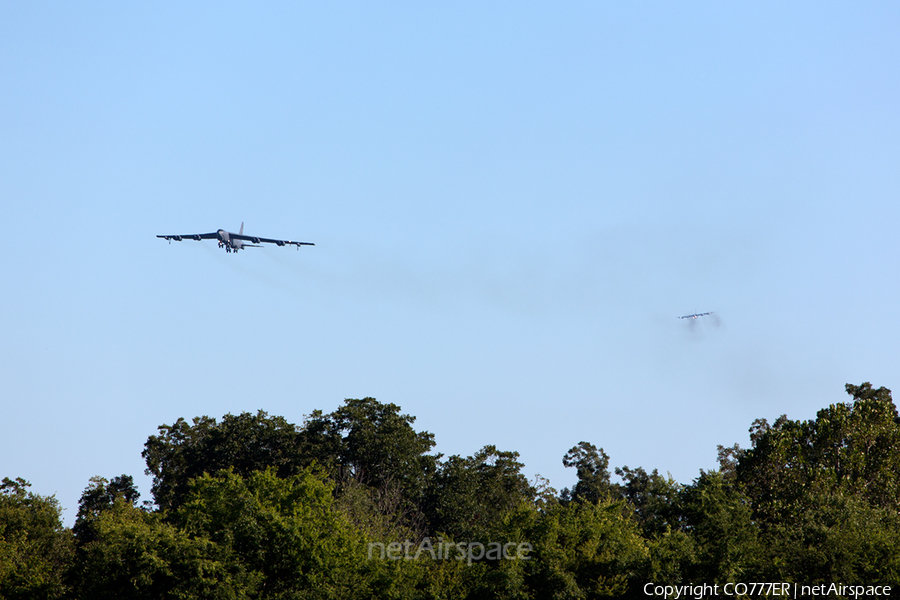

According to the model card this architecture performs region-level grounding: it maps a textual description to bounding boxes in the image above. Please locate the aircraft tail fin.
[239,222,244,235]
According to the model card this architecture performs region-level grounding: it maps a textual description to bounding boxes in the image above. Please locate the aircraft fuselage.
[216,230,254,252]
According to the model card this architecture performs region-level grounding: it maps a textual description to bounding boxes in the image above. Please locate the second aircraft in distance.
[678,312,714,320]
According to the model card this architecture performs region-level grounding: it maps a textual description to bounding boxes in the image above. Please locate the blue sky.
[2,2,898,525]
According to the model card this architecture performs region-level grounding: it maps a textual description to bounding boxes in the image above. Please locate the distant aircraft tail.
[239,222,244,235]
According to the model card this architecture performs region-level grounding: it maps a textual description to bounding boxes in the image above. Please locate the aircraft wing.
[157,232,219,241]
[229,233,315,247]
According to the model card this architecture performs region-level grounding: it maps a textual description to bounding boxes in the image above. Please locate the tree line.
[2,382,899,598]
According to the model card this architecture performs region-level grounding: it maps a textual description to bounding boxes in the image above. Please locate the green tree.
[174,467,371,599]
[143,400,439,518]
[302,398,439,502]
[737,382,900,524]
[334,476,427,547]
[525,498,648,598]
[678,471,759,583]
[560,442,615,504]
[615,466,682,538]
[613,465,698,586]
[0,477,73,600]
[423,445,533,541]
[142,411,306,511]
[69,497,246,600]
[643,529,697,587]
[757,492,900,584]
[73,474,141,543]
[733,382,900,583]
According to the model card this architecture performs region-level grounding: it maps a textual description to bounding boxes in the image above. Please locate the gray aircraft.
[157,223,314,253]
[678,311,713,320]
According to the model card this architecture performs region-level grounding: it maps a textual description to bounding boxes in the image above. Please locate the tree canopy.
[5,384,900,597]
[0,478,73,600]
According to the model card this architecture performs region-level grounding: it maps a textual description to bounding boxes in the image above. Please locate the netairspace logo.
[367,537,533,565]
[643,582,893,599]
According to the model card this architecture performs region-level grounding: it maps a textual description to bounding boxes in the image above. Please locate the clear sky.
[2,2,898,525]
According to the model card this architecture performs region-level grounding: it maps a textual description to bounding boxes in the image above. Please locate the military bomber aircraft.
[157,223,314,253]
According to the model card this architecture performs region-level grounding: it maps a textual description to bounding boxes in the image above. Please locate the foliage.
[68,498,244,600]
[423,445,533,541]
[11,382,900,596]
[302,398,439,503]
[0,478,73,600]
[73,474,141,543]
[756,491,900,585]
[142,410,307,512]
[174,467,371,600]
[736,382,900,523]
[643,528,697,586]
[732,382,900,584]
[334,476,427,545]
[560,442,616,505]
[525,498,649,598]
[142,399,439,520]
[615,466,682,538]
[678,470,759,583]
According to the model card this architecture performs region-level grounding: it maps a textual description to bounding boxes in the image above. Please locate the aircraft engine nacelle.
[252,237,261,244]
[276,240,285,246]
[192,234,201,241]
[173,235,182,241]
